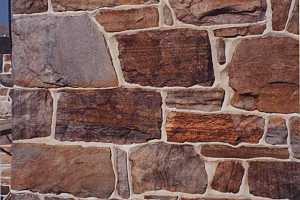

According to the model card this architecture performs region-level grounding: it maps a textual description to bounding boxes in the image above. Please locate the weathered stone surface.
[287,0,299,34]
[12,0,48,14]
[201,145,289,159]
[214,23,266,38]
[12,89,52,140]
[169,0,267,26]
[271,0,292,31]
[181,198,250,200]
[229,36,299,113]
[265,116,288,145]
[96,7,159,32]
[13,14,118,88]
[163,5,174,26]
[211,161,244,193]
[52,0,159,11]
[0,74,13,87]
[130,142,207,194]
[248,161,300,199]
[216,38,226,65]
[115,148,130,198]
[165,88,224,111]
[145,195,178,200]
[12,143,115,198]
[55,88,162,144]
[166,112,264,145]
[44,197,75,200]
[117,29,214,87]
[11,193,40,200]
[290,116,300,159]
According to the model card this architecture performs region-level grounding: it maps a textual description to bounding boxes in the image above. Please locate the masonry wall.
[9,0,300,200]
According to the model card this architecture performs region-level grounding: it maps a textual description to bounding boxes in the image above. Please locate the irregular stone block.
[271,0,292,31]
[55,88,162,144]
[12,143,115,198]
[166,112,264,145]
[115,148,130,198]
[287,0,299,34]
[169,0,267,26]
[214,23,266,38]
[265,116,288,145]
[117,29,214,87]
[12,0,48,14]
[0,74,13,87]
[12,14,118,88]
[144,195,178,200]
[12,89,52,140]
[290,116,300,159]
[129,142,207,194]
[228,36,299,113]
[11,193,40,200]
[163,5,174,26]
[215,38,226,65]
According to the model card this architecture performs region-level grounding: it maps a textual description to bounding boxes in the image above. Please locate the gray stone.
[11,193,40,200]
[115,148,130,198]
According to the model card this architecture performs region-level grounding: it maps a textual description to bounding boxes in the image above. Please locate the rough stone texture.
[55,88,162,144]
[130,142,207,194]
[145,195,178,200]
[211,161,244,193]
[12,89,52,140]
[0,74,13,87]
[13,14,118,88]
[216,38,226,65]
[12,143,115,198]
[163,5,174,26]
[248,161,300,199]
[228,36,299,113]
[166,112,264,145]
[117,29,214,87]
[290,116,300,159]
[96,7,159,32]
[201,145,289,159]
[181,198,250,200]
[169,0,267,26]
[52,0,159,11]
[165,88,224,111]
[265,116,288,145]
[271,0,292,31]
[12,0,48,14]
[287,0,299,34]
[115,148,130,198]
[214,23,266,38]
[44,197,76,200]
[11,193,40,200]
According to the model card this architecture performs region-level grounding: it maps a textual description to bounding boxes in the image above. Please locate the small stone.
[211,161,244,193]
[290,116,300,159]
[0,74,13,87]
[12,0,48,14]
[1,185,10,195]
[115,148,130,198]
[145,195,178,200]
[214,23,266,38]
[11,193,40,200]
[129,142,207,194]
[265,116,288,145]
[287,0,299,34]
[271,0,292,31]
[44,197,76,200]
[215,38,226,65]
[96,7,159,32]
[163,5,174,26]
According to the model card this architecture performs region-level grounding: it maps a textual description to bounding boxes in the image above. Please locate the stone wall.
[9,0,300,200]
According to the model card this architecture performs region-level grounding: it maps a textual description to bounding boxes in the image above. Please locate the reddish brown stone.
[44,197,75,200]
[12,0,48,14]
[287,0,299,34]
[201,145,289,159]
[115,148,130,198]
[55,88,162,144]
[166,112,264,145]
[271,0,292,31]
[290,116,300,159]
[265,116,288,145]
[248,161,300,199]
[228,36,299,113]
[144,195,178,200]
[181,198,250,200]
[211,161,244,193]
[214,23,266,38]
[96,7,159,32]
[117,29,214,87]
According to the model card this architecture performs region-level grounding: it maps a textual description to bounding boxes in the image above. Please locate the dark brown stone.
[228,36,299,113]
[11,193,40,200]
[166,112,264,145]
[271,0,292,31]
[163,5,174,26]
[44,197,75,200]
[287,0,299,34]
[130,142,207,194]
[169,0,267,26]
[12,0,48,14]
[265,116,288,145]
[0,74,13,87]
[290,116,300,159]
[117,29,214,87]
[211,161,244,193]
[214,23,266,38]
[144,195,178,200]
[201,145,289,159]
[55,88,162,144]
[12,89,53,140]
[216,38,226,65]
[248,161,300,199]
[181,198,250,200]
[96,7,159,32]
[115,148,130,198]
[12,143,115,198]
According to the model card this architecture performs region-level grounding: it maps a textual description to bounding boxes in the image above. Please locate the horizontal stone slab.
[12,0,48,14]
[214,23,266,38]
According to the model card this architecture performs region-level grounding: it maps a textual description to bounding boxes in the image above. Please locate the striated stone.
[216,38,226,65]
[115,148,130,198]
[96,7,159,32]
[290,116,300,159]
[165,88,224,111]
[11,193,40,200]
[55,88,162,144]
[13,14,118,88]
[117,29,214,87]
[248,161,300,199]
[163,5,174,26]
[166,112,264,145]
[145,195,178,200]
[271,0,292,31]
[265,116,288,145]
[287,0,299,34]
[12,0,48,14]
[169,0,267,26]
[12,89,52,140]
[214,23,266,38]
[12,143,115,198]
[201,145,289,159]
[52,0,159,11]
[211,161,244,193]
[228,36,299,113]
[130,142,207,194]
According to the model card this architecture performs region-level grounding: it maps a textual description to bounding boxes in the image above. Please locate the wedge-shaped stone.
[290,116,300,159]
[13,0,48,14]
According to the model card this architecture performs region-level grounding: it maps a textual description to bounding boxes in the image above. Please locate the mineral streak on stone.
[287,0,299,34]
[12,0,48,14]
[115,148,130,198]
[290,116,300,159]
[214,23,266,38]
[55,88,162,144]
[12,14,118,88]
[117,29,214,87]
[169,0,267,26]
[271,0,292,31]
[166,112,264,145]
[265,116,288,145]
[129,142,207,194]
[12,143,115,198]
